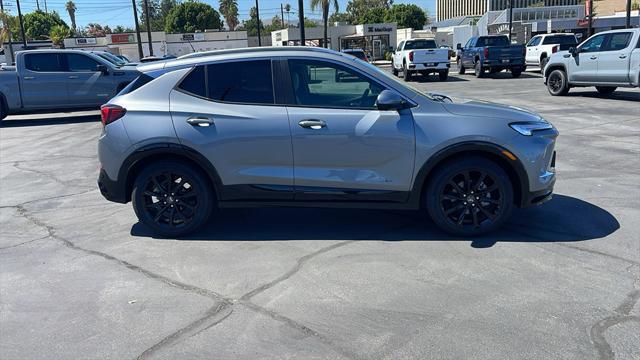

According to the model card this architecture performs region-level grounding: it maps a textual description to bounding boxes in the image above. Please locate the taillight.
[552,45,559,54]
[100,104,126,127]
[409,51,413,62]
[484,47,489,58]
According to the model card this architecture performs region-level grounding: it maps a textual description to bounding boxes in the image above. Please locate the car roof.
[137,46,345,73]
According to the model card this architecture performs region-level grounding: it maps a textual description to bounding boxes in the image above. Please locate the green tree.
[384,4,427,29]
[113,25,135,33]
[304,18,318,28]
[164,0,222,33]
[360,7,385,24]
[310,0,339,48]
[345,0,391,25]
[65,1,77,34]
[237,6,263,36]
[219,0,239,30]
[86,23,107,37]
[23,10,68,40]
[328,12,351,24]
[632,1,639,11]
[49,24,69,47]
[265,14,283,33]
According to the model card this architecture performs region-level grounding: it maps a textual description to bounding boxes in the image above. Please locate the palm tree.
[65,1,77,34]
[310,0,338,48]
[49,25,69,48]
[219,0,239,31]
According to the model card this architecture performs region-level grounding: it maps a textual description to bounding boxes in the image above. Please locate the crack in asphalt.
[12,161,74,186]
[0,188,98,209]
[589,289,640,360]
[0,234,50,250]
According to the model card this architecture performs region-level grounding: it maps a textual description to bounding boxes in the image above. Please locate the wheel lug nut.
[464,202,467,205]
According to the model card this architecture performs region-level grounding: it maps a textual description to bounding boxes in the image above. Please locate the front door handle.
[298,119,326,129]
[619,55,627,59]
[590,56,597,60]
[187,117,214,127]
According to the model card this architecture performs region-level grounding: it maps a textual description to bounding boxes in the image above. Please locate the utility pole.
[508,0,513,43]
[255,0,262,46]
[281,3,285,29]
[1,0,15,63]
[35,0,39,11]
[626,0,631,29]
[143,0,153,55]
[44,0,47,13]
[587,0,593,37]
[16,0,27,48]
[131,0,144,60]
[298,0,305,45]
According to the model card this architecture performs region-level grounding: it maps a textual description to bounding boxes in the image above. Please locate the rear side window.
[118,73,155,95]
[404,39,437,49]
[206,60,274,104]
[478,36,510,47]
[24,53,63,72]
[604,32,633,51]
[542,35,577,45]
[178,66,206,97]
[527,37,541,46]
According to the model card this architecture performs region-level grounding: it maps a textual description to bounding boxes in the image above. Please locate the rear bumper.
[98,168,127,204]
[408,62,450,71]
[483,59,524,69]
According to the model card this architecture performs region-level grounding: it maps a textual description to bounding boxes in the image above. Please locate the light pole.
[143,0,153,56]
[255,0,261,46]
[1,0,15,63]
[131,0,144,60]
[587,0,593,37]
[626,0,632,29]
[298,0,305,45]
[508,0,513,43]
[16,0,27,47]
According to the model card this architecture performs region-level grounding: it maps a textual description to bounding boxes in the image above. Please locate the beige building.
[436,0,581,21]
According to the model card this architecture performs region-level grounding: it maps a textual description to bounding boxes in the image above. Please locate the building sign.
[182,33,205,41]
[366,26,394,34]
[75,38,97,45]
[275,33,282,42]
[111,34,135,44]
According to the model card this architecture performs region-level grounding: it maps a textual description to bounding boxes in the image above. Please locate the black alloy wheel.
[132,161,213,237]
[426,157,513,236]
[546,69,569,96]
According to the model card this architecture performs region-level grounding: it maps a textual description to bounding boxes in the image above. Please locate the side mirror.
[96,64,109,75]
[456,43,462,50]
[376,90,407,111]
[568,47,579,56]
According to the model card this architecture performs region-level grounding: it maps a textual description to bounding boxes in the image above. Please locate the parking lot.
[1,66,639,359]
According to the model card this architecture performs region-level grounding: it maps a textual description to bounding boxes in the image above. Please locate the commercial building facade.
[436,0,580,21]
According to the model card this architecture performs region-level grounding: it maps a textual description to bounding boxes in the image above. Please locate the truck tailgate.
[411,49,448,64]
[488,46,524,60]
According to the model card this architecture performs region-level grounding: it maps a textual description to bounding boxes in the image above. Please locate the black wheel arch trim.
[544,63,567,79]
[109,143,224,203]
[408,141,531,209]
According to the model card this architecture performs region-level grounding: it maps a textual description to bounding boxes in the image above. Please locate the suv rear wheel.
[132,161,214,237]
[425,157,514,236]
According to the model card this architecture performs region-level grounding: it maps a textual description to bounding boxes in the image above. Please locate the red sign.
[111,34,133,44]
[577,19,589,27]
[585,0,592,17]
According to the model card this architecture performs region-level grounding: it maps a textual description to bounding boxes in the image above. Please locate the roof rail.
[177,46,337,60]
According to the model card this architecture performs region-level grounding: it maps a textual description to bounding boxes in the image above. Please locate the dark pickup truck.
[456,35,526,78]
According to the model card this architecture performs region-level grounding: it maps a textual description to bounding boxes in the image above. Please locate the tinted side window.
[287,59,385,109]
[178,66,206,97]
[580,34,606,53]
[24,53,63,72]
[396,41,404,52]
[542,35,577,45]
[119,73,155,95]
[66,54,101,71]
[604,32,632,51]
[207,60,274,104]
[527,37,541,46]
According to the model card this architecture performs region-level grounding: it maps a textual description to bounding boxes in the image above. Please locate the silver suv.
[98,47,558,237]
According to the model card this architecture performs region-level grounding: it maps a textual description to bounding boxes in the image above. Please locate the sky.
[2,0,437,29]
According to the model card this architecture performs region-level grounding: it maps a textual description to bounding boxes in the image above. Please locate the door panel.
[597,32,633,83]
[19,53,68,109]
[65,54,115,106]
[571,34,605,82]
[284,59,415,200]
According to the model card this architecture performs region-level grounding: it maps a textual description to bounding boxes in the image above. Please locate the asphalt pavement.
[1,67,639,360]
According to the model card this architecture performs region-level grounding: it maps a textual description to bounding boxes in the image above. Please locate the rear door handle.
[23,76,34,80]
[298,119,326,129]
[68,75,79,79]
[187,117,214,127]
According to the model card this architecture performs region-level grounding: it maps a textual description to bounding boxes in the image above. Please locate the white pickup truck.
[526,33,578,70]
[544,28,640,96]
[392,38,450,82]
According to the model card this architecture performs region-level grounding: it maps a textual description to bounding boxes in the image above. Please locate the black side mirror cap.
[456,43,462,50]
[376,90,407,111]
[568,47,579,56]
[96,64,109,75]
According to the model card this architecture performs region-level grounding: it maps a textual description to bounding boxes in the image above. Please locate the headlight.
[509,122,553,136]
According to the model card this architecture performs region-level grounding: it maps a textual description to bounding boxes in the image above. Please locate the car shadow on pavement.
[0,114,100,127]
[130,194,619,248]
[564,90,640,102]
[412,75,469,83]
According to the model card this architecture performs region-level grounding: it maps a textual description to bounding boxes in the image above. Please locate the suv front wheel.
[547,69,569,96]
[132,161,214,237]
[425,157,514,236]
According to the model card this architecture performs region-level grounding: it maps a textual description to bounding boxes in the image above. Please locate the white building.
[271,23,397,60]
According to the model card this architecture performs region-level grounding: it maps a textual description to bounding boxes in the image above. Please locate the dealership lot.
[1,69,639,359]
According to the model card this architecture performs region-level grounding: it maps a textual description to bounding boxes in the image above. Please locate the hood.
[430,93,544,122]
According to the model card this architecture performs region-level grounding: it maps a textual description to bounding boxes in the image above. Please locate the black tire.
[511,68,522,78]
[439,71,449,81]
[540,57,549,71]
[546,69,569,96]
[403,63,412,82]
[425,156,514,237]
[132,161,214,237]
[595,86,617,95]
[0,100,6,121]
[392,66,398,76]
[474,61,484,78]
[457,59,466,75]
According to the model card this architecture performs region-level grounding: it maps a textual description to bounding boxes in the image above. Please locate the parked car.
[457,35,526,78]
[544,28,640,96]
[526,33,578,70]
[392,38,451,81]
[91,51,138,67]
[0,49,139,121]
[97,47,557,237]
[116,55,131,63]
[341,48,369,62]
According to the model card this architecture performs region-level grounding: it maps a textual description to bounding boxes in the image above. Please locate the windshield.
[477,36,510,47]
[345,51,367,60]
[542,35,578,45]
[404,39,437,50]
[97,52,126,66]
